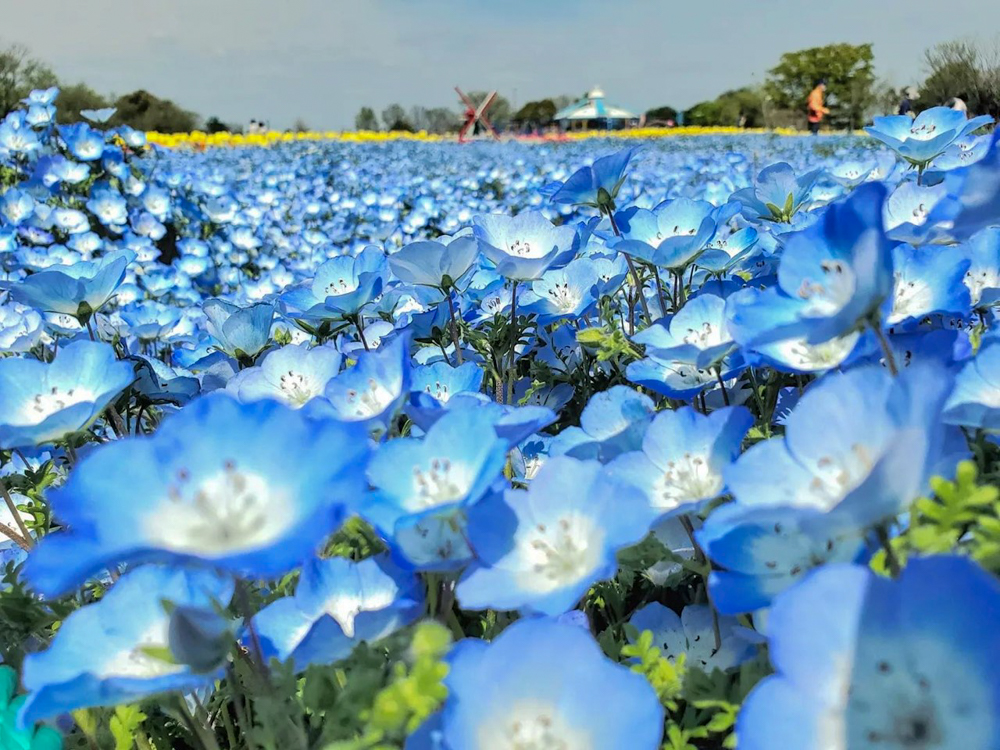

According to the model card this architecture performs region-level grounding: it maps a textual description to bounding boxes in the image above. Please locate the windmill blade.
[455,86,476,110]
[475,91,498,118]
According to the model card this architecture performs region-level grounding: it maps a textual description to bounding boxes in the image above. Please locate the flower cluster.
[0,88,998,750]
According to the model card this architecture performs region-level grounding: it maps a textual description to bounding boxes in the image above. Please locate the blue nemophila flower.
[117,301,182,342]
[628,602,757,673]
[0,112,40,155]
[407,360,484,424]
[58,122,106,162]
[550,385,654,462]
[202,298,275,363]
[22,87,59,107]
[697,503,867,614]
[253,554,423,670]
[227,342,342,409]
[607,406,752,520]
[18,566,234,728]
[433,617,663,750]
[407,393,556,448]
[828,158,876,189]
[943,340,1000,429]
[610,198,718,270]
[319,335,411,433]
[0,341,133,449]
[884,243,971,327]
[25,394,372,597]
[550,147,638,208]
[9,249,135,323]
[738,556,1000,750]
[928,129,1000,241]
[727,183,894,347]
[473,211,577,281]
[0,188,34,225]
[0,300,43,352]
[281,247,387,324]
[635,293,736,368]
[725,364,953,527]
[961,227,1000,308]
[731,162,821,224]
[456,456,653,616]
[696,225,760,274]
[883,181,951,246]
[363,408,509,536]
[388,236,479,291]
[519,257,601,323]
[865,107,992,167]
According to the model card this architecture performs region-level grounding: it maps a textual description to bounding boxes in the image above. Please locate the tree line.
[1,43,204,133]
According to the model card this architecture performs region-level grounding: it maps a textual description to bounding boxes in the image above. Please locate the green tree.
[513,99,557,128]
[765,42,876,129]
[0,43,58,116]
[644,105,677,123]
[55,82,110,124]
[381,103,411,131]
[355,106,378,131]
[292,117,309,133]
[684,88,764,127]
[424,107,459,134]
[919,39,1000,118]
[110,89,198,133]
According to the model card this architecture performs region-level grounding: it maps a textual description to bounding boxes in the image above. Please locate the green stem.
[872,322,898,376]
[446,292,464,364]
[507,281,518,405]
[876,524,902,577]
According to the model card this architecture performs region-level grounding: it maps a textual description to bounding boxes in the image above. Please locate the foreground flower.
[9,249,135,324]
[738,556,1000,750]
[18,566,234,727]
[550,385,654,462]
[253,554,423,670]
[865,107,992,167]
[388,236,480,291]
[427,617,664,749]
[608,406,753,520]
[202,298,275,364]
[550,146,638,208]
[363,408,509,534]
[473,211,577,281]
[723,364,953,526]
[25,394,371,597]
[456,456,652,616]
[0,341,134,449]
[727,183,895,347]
[628,602,757,673]
[226,342,342,408]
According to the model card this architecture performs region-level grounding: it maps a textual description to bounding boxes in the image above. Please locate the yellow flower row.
[145,125,834,149]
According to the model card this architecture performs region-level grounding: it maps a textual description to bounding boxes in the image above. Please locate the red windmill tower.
[456,87,501,143]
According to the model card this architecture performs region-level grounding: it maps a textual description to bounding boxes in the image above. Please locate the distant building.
[554,87,640,131]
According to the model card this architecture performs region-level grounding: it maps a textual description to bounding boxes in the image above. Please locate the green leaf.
[110,704,147,750]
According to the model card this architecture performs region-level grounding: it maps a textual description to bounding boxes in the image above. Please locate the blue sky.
[7,0,1000,129]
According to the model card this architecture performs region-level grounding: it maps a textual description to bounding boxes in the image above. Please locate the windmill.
[456,87,501,143]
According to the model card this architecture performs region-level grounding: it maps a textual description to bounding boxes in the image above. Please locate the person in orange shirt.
[807,78,829,135]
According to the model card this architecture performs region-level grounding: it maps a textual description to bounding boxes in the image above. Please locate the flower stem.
[876,523,902,577]
[651,265,668,318]
[0,476,32,547]
[446,292,464,364]
[872,322,898,376]
[715,369,730,406]
[355,317,370,351]
[606,208,651,327]
[507,281,518,405]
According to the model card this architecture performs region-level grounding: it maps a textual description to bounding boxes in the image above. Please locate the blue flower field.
[1,90,999,749]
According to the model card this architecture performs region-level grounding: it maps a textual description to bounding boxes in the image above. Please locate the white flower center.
[277,370,318,407]
[771,334,859,371]
[344,378,394,418]
[682,321,725,349]
[508,239,543,257]
[410,457,469,509]
[546,282,580,313]
[796,444,875,511]
[889,276,933,323]
[480,701,592,750]
[520,513,603,593]
[146,464,292,556]
[325,277,358,296]
[99,621,183,679]
[17,386,95,425]
[795,259,855,315]
[965,268,999,306]
[655,452,722,510]
[423,381,452,402]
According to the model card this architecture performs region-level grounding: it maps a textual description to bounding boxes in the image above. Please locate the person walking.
[807,78,829,135]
